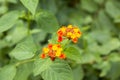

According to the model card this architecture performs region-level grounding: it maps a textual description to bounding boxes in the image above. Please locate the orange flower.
[40,53,46,59]
[72,38,78,43]
[57,25,82,43]
[59,53,66,59]
[48,44,53,49]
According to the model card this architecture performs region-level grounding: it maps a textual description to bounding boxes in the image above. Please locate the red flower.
[57,30,63,36]
[58,36,63,42]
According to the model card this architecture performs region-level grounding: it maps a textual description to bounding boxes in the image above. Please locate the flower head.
[40,44,66,61]
[57,25,82,43]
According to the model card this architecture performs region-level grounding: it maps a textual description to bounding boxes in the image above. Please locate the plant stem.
[15,58,36,67]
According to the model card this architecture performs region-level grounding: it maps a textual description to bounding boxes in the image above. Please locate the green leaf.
[94,61,111,77]
[7,0,17,3]
[0,40,9,49]
[100,38,120,55]
[0,6,8,14]
[10,36,37,60]
[14,62,33,80]
[5,20,28,45]
[100,61,111,77]
[33,30,47,43]
[35,11,59,33]
[107,62,120,80]
[41,59,73,80]
[73,65,84,80]
[81,0,98,13]
[105,1,120,19]
[108,53,120,62]
[48,33,58,44]
[94,0,104,4]
[98,10,115,31]
[34,58,53,76]
[0,65,16,80]
[34,58,73,80]
[20,0,38,15]
[40,0,57,14]
[88,30,111,43]
[0,11,19,33]
[64,45,81,63]
[80,52,101,64]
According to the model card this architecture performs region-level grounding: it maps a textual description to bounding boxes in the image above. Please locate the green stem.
[27,19,31,35]
[27,12,31,35]
[15,58,36,67]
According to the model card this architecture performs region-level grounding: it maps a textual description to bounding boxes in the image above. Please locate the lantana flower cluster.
[57,25,82,43]
[40,44,66,60]
[40,25,82,61]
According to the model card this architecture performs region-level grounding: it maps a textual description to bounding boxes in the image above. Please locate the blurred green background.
[0,0,120,80]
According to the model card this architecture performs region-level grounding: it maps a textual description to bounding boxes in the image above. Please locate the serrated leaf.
[41,59,73,80]
[35,11,59,33]
[0,65,16,80]
[64,46,81,63]
[10,36,37,60]
[20,0,38,15]
[0,11,19,33]
[34,58,53,76]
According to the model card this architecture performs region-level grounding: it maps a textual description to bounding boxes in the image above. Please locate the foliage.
[0,0,120,80]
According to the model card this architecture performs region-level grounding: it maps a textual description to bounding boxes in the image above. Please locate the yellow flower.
[56,51,61,56]
[74,28,79,32]
[57,48,63,52]
[60,27,66,32]
[67,25,72,28]
[75,33,81,38]
[52,45,58,50]
[67,32,72,37]
[71,34,76,39]
[43,47,49,53]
